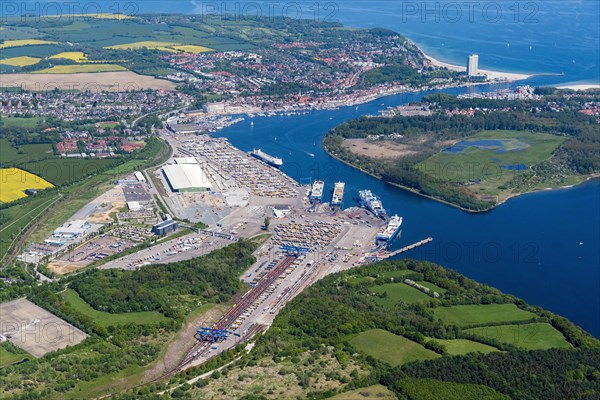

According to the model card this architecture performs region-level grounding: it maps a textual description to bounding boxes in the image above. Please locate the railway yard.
[14,129,401,375]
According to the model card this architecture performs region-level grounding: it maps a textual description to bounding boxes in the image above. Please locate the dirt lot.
[342,138,418,159]
[47,261,87,275]
[88,201,125,223]
[0,299,87,357]
[1,71,177,91]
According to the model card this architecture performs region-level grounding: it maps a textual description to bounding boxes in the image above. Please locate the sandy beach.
[423,52,532,81]
[556,84,600,90]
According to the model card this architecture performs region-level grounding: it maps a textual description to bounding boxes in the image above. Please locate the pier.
[368,237,433,261]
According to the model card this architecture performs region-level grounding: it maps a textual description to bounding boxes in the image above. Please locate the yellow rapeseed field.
[32,64,128,74]
[0,39,58,49]
[0,168,54,203]
[49,51,88,62]
[107,41,212,53]
[171,45,212,53]
[106,41,180,52]
[0,56,41,67]
[70,13,134,19]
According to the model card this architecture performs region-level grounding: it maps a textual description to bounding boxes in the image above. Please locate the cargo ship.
[310,180,325,202]
[250,149,283,169]
[376,214,402,243]
[358,189,387,219]
[331,182,345,206]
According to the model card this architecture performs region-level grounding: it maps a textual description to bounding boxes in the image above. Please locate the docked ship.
[250,149,283,169]
[310,180,325,202]
[331,182,345,207]
[358,189,387,219]
[376,214,403,243]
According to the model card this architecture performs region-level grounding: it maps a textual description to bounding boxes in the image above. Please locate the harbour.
[213,86,600,337]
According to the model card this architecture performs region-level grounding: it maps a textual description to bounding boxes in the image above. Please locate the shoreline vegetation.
[323,92,600,212]
[324,145,600,213]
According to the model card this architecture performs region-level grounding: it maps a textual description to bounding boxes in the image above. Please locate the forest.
[68,239,258,319]
[109,259,600,400]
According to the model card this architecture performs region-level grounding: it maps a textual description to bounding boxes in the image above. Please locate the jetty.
[367,237,433,261]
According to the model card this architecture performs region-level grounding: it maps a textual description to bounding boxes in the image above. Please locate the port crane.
[195,327,241,343]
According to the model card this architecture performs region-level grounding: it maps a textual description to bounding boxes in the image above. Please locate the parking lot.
[101,232,235,270]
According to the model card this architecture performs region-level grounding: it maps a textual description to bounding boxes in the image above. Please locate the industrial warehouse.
[162,163,213,193]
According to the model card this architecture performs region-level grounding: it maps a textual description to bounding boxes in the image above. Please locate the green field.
[381,269,414,279]
[416,281,447,294]
[398,378,510,400]
[0,116,43,129]
[63,289,169,327]
[432,303,536,327]
[0,345,28,368]
[350,329,439,366]
[425,338,498,355]
[464,322,571,350]
[0,139,54,165]
[419,130,565,184]
[370,282,432,305]
[329,384,397,399]
[20,158,122,186]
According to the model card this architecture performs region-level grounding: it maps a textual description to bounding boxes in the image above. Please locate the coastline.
[421,51,532,82]
[556,84,600,90]
[322,142,600,214]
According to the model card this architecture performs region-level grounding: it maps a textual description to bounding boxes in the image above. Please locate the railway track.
[148,255,298,383]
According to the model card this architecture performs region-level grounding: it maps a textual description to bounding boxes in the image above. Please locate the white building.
[127,201,142,211]
[134,171,146,182]
[51,219,91,239]
[162,164,213,192]
[467,54,479,76]
[173,157,199,164]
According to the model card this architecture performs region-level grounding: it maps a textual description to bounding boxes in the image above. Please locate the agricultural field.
[62,289,169,327]
[49,51,88,62]
[397,378,510,400]
[32,64,127,74]
[432,303,537,327]
[369,282,432,305]
[0,138,53,164]
[349,329,440,366]
[170,44,212,53]
[0,44,66,59]
[0,56,41,66]
[69,13,134,20]
[106,41,212,53]
[0,168,54,202]
[329,384,397,399]
[1,71,177,91]
[0,39,58,49]
[425,338,499,355]
[418,130,566,198]
[20,158,122,186]
[464,322,571,350]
